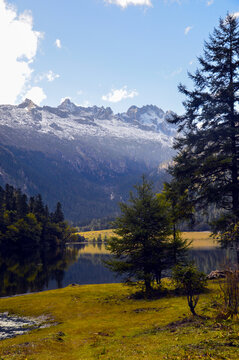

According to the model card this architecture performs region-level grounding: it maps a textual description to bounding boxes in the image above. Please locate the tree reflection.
[0,245,78,297]
[189,248,236,274]
[1,242,235,297]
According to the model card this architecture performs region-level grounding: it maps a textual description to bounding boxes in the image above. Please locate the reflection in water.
[189,248,236,274]
[48,243,120,288]
[0,243,237,297]
[0,245,78,297]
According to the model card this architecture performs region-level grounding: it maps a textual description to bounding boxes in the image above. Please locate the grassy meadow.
[0,231,228,359]
[78,230,217,249]
[0,281,238,359]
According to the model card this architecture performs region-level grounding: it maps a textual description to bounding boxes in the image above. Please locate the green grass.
[0,281,238,359]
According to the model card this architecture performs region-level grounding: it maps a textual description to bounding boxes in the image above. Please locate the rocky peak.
[18,99,37,111]
[126,105,165,121]
[126,105,138,119]
[115,104,175,136]
[58,98,77,113]
[93,106,113,120]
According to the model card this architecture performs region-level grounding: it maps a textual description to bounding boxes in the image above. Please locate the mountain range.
[0,99,176,224]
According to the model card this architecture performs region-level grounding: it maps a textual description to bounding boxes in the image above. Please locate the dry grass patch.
[78,230,216,249]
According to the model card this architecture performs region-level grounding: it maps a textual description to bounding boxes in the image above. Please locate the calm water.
[0,242,235,297]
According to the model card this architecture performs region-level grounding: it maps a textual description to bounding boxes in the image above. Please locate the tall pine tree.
[169,15,239,240]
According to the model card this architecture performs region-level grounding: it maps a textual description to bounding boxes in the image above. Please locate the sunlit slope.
[78,230,217,249]
[0,282,238,359]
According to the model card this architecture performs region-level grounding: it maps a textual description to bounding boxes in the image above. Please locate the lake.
[0,242,235,297]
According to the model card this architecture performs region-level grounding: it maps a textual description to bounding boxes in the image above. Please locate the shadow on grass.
[129,285,211,301]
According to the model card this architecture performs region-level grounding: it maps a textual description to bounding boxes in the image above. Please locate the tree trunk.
[236,242,239,266]
[187,295,197,316]
[229,33,239,221]
[155,269,162,285]
[144,278,152,295]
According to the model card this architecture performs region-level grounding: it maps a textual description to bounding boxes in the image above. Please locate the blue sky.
[1,0,239,114]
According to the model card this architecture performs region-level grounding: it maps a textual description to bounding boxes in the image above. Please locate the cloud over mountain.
[102,86,138,102]
[0,0,42,104]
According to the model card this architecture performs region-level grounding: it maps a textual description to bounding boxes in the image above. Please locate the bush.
[218,268,239,319]
[172,264,207,316]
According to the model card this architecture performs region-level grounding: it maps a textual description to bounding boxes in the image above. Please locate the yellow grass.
[77,229,114,241]
[78,230,217,249]
[182,231,217,248]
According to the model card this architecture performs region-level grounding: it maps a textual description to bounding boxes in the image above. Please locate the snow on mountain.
[58,98,78,113]
[118,104,176,135]
[0,99,176,146]
[0,99,176,222]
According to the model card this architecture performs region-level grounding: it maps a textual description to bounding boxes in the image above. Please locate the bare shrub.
[218,268,239,319]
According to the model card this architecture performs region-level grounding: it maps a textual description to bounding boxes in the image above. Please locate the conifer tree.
[0,184,75,248]
[106,176,188,294]
[52,202,64,223]
[16,189,28,219]
[5,184,16,212]
[169,15,239,237]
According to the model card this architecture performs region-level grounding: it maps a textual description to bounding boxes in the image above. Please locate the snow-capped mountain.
[0,99,176,223]
[0,98,175,145]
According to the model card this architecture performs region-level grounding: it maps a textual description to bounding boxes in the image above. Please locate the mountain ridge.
[0,100,176,223]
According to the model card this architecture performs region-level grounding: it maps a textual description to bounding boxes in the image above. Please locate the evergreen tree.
[29,196,35,213]
[5,184,16,212]
[158,182,194,242]
[106,176,188,294]
[169,15,239,247]
[0,184,75,248]
[33,194,45,222]
[0,186,4,209]
[0,186,4,229]
[52,202,64,223]
[157,184,191,266]
[15,189,28,219]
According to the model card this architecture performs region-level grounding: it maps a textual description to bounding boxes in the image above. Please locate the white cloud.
[104,0,152,8]
[184,26,193,35]
[189,60,194,66]
[46,70,60,82]
[35,70,60,83]
[55,39,62,48]
[206,0,214,6]
[102,86,138,103]
[0,0,43,104]
[24,86,46,105]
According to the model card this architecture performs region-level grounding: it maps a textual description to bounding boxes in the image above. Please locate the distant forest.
[0,184,75,248]
[80,204,221,232]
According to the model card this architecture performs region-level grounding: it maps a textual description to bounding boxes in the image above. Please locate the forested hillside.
[0,184,75,248]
